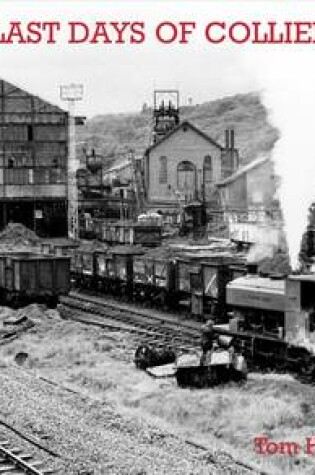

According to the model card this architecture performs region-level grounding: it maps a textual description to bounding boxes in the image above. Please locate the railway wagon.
[176,254,246,320]
[71,245,108,289]
[0,251,70,306]
[94,220,162,247]
[95,246,145,298]
[131,223,162,246]
[133,254,176,306]
[176,256,202,315]
[70,243,247,318]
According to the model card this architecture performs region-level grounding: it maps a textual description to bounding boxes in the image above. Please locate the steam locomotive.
[225,266,315,378]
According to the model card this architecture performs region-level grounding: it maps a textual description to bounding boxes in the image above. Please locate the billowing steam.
[246,222,283,263]
[255,50,315,270]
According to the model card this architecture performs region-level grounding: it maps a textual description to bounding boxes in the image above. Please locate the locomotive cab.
[226,274,286,338]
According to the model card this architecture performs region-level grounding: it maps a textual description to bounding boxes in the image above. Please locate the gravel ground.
[0,363,257,475]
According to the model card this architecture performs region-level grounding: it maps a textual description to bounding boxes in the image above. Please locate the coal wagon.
[0,251,70,306]
[175,254,246,320]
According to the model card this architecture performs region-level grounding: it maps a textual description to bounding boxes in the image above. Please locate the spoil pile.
[0,222,40,251]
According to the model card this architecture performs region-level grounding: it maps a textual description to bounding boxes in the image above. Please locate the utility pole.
[129,148,144,218]
[60,84,83,240]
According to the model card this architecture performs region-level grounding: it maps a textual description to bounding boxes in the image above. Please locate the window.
[27,125,33,142]
[204,155,213,182]
[159,156,167,184]
[7,157,15,168]
[177,160,196,190]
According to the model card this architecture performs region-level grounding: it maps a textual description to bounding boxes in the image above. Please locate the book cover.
[0,1,313,474]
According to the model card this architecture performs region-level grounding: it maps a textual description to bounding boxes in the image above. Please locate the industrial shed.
[0,79,68,236]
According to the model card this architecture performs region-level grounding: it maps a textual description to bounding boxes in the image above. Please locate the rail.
[59,292,201,353]
[0,440,50,474]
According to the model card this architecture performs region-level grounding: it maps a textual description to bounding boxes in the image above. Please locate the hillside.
[77,91,279,169]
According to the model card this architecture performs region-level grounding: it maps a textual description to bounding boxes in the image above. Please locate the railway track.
[0,439,52,474]
[57,292,269,475]
[59,291,201,352]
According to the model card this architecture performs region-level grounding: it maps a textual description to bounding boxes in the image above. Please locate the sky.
[1,1,315,118]
[0,0,295,118]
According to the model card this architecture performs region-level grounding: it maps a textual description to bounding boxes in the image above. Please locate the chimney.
[225,129,230,150]
[230,129,234,151]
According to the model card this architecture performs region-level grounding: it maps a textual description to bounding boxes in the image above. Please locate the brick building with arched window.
[143,121,238,210]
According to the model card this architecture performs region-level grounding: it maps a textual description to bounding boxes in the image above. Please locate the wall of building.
[146,126,222,205]
[0,80,68,197]
[219,174,247,210]
[218,159,276,212]
[247,160,275,207]
[0,79,69,235]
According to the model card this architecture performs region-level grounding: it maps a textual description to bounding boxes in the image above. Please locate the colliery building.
[144,122,238,209]
[0,79,68,236]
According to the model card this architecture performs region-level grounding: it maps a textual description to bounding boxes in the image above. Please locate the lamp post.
[60,84,83,240]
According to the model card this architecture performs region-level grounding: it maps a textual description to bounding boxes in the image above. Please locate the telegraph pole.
[60,84,83,240]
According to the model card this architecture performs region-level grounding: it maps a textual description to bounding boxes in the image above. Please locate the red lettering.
[111,22,129,44]
[279,442,300,455]
[26,22,42,44]
[306,437,315,455]
[178,21,196,44]
[130,21,145,44]
[229,22,251,44]
[90,22,111,44]
[156,21,177,44]
[294,22,312,44]
[42,21,60,44]
[253,436,269,454]
[68,21,89,44]
[0,22,26,44]
[205,22,225,44]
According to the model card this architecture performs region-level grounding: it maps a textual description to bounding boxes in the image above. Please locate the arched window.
[159,156,167,184]
[203,155,212,182]
[177,161,196,192]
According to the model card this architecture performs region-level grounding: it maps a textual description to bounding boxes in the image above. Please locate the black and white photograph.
[0,0,314,474]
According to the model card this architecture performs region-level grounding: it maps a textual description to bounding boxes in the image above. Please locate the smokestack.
[230,129,235,151]
[225,129,230,150]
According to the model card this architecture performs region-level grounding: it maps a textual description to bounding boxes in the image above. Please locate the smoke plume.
[254,50,315,270]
